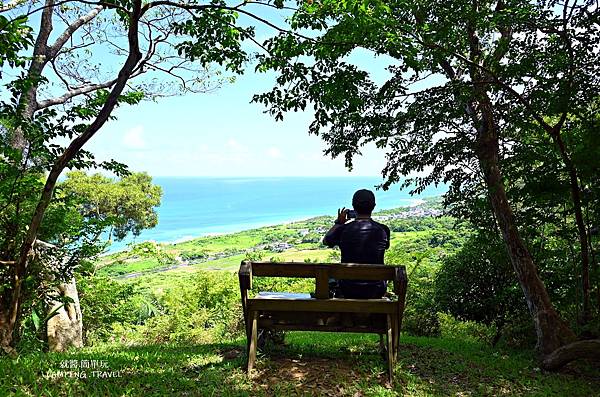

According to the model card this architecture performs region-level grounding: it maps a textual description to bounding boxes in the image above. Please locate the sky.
[66,3,407,178]
[5,3,432,178]
[85,65,391,177]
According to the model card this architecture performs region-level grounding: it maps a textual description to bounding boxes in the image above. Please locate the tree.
[254,0,600,366]
[39,171,161,351]
[435,231,524,345]
[57,171,162,246]
[0,0,294,352]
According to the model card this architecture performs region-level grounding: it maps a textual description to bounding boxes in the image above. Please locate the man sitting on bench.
[323,189,391,299]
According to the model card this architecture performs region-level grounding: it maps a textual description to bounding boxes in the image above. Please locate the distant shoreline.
[102,197,432,256]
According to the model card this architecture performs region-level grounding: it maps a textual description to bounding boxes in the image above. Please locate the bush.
[77,274,142,344]
[437,312,496,344]
[119,271,244,345]
[434,232,525,331]
[387,248,440,336]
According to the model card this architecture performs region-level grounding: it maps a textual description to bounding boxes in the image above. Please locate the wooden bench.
[238,261,408,383]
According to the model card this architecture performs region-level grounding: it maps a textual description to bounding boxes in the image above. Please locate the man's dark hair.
[352,189,376,215]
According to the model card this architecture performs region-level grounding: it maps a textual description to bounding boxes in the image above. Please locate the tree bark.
[47,278,83,352]
[474,99,577,355]
[0,308,16,356]
[33,240,84,352]
[542,339,600,370]
[12,0,55,149]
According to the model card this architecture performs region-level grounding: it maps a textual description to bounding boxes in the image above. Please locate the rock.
[46,277,83,352]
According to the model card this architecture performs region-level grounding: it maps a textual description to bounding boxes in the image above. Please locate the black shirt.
[323,219,390,264]
[323,218,390,298]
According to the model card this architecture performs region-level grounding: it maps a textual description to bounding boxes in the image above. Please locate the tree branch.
[142,1,312,40]
[37,79,118,109]
[11,0,144,336]
[542,339,600,370]
[47,5,103,58]
[0,0,27,13]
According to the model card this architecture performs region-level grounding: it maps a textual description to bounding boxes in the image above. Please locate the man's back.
[323,219,390,264]
[323,218,390,299]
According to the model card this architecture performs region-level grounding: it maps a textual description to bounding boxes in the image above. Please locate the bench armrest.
[239,261,252,291]
[239,261,253,335]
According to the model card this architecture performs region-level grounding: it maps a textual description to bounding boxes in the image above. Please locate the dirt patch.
[219,347,244,360]
[252,356,389,396]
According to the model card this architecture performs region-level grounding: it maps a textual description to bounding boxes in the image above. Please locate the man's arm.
[323,208,348,247]
[383,224,391,250]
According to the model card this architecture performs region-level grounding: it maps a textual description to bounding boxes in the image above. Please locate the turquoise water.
[109,177,446,251]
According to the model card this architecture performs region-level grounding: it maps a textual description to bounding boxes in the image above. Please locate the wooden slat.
[258,310,387,328]
[250,261,400,280]
[239,261,252,290]
[248,298,398,314]
[314,266,329,299]
[258,324,388,333]
[239,261,252,334]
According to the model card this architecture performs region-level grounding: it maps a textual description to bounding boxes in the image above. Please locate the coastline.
[103,197,431,255]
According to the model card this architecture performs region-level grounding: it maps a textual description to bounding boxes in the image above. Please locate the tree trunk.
[542,339,600,370]
[474,97,576,355]
[0,309,16,356]
[2,1,143,352]
[33,240,84,352]
[11,0,55,149]
[552,133,591,323]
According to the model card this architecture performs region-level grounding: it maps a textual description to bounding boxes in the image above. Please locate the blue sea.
[109,177,447,251]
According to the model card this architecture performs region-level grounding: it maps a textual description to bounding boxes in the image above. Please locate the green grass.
[97,258,164,278]
[389,231,432,245]
[264,249,332,262]
[121,267,200,293]
[118,249,333,293]
[2,334,598,396]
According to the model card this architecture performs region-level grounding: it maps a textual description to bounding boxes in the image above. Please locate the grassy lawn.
[2,333,598,396]
[97,258,163,278]
[116,248,332,284]
[265,249,332,263]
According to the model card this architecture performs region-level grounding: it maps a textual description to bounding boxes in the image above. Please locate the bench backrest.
[239,261,407,300]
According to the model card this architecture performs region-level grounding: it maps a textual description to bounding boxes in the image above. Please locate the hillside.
[2,198,598,396]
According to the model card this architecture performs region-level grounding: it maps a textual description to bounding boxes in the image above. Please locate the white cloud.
[266,147,283,159]
[227,138,242,150]
[122,125,145,149]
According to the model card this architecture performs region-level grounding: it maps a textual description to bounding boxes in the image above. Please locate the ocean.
[109,176,447,251]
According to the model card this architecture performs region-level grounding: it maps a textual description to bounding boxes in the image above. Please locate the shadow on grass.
[1,334,599,396]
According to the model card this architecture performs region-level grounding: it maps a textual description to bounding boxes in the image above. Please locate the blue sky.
[85,65,390,177]
[7,4,428,178]
[81,4,404,178]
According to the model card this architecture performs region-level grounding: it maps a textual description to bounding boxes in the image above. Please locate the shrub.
[437,312,496,344]
[434,232,525,334]
[120,271,244,345]
[77,275,141,344]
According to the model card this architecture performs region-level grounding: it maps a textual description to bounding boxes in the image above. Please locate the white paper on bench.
[256,292,312,300]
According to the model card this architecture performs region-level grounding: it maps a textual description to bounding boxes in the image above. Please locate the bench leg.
[247,310,258,375]
[392,313,399,361]
[386,314,394,385]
